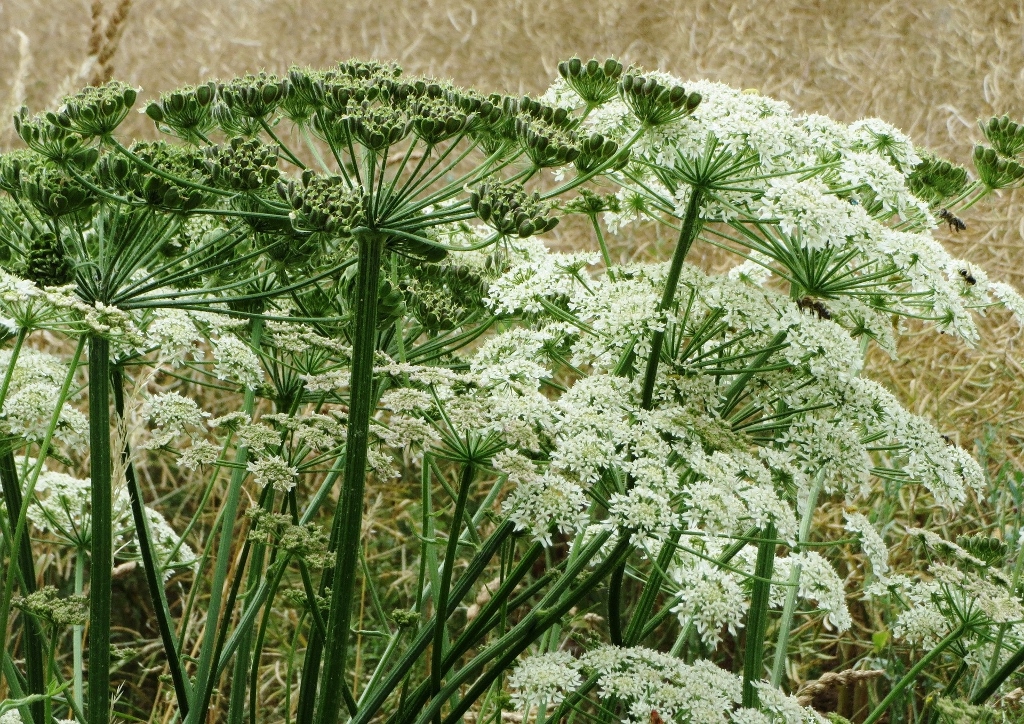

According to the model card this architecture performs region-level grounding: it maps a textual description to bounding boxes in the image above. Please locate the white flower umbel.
[212,334,263,390]
[670,558,748,647]
[508,651,581,714]
[844,512,890,580]
[750,681,828,724]
[246,454,298,493]
[579,645,742,724]
[501,469,588,546]
[787,551,852,632]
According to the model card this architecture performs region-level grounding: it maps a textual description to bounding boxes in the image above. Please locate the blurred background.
[2,0,1024,466]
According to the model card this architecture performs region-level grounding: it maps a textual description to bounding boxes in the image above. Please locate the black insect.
[798,296,832,320]
[938,208,967,233]
[958,267,977,286]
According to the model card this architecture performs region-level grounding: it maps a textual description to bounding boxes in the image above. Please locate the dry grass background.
[2,0,1024,479]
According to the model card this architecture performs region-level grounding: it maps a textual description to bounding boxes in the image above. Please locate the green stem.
[87,334,112,724]
[0,450,46,724]
[865,623,968,724]
[227,487,276,724]
[623,529,683,646]
[971,636,1024,706]
[74,551,85,712]
[770,473,823,687]
[185,319,263,724]
[639,187,703,410]
[314,232,384,724]
[110,367,192,716]
[430,461,475,723]
[350,522,515,724]
[607,189,704,647]
[742,523,777,708]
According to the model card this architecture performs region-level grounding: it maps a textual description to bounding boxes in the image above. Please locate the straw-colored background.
[3,0,1024,464]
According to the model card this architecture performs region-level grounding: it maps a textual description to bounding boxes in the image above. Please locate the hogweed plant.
[0,57,1023,724]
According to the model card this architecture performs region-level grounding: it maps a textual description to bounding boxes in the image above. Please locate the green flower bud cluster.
[955,534,1007,567]
[401,261,490,331]
[391,609,419,628]
[144,82,218,142]
[14,586,88,627]
[410,96,474,144]
[574,133,623,173]
[344,102,413,151]
[557,57,624,105]
[23,231,74,287]
[13,108,95,165]
[95,141,209,211]
[980,115,1024,159]
[564,188,616,215]
[0,150,41,194]
[19,164,96,218]
[277,171,365,235]
[57,81,138,137]
[336,59,403,80]
[376,278,408,326]
[618,73,701,127]
[218,72,289,122]
[906,151,970,205]
[204,137,281,191]
[973,145,1024,189]
[515,115,579,168]
[469,180,559,237]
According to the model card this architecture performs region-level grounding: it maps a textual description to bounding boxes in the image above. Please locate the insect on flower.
[797,296,833,320]
[938,208,967,232]
[958,267,977,285]
[650,710,665,724]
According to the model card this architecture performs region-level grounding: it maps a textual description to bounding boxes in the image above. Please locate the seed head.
[144,82,218,142]
[277,171,365,235]
[19,164,96,218]
[980,115,1024,159]
[974,145,1024,189]
[907,151,970,205]
[204,137,281,192]
[557,57,623,105]
[469,180,559,237]
[218,72,289,122]
[96,141,209,211]
[618,73,701,127]
[58,81,138,137]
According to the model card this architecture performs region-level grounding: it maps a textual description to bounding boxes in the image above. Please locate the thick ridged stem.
[315,233,384,724]
[742,523,777,708]
[608,190,704,643]
[639,188,703,411]
[770,473,823,687]
[185,320,263,724]
[430,462,475,723]
[972,637,1024,706]
[0,450,46,724]
[623,529,683,646]
[87,334,112,724]
[111,367,191,716]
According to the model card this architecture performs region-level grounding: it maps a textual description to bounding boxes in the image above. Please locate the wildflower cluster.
[0,57,1022,724]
